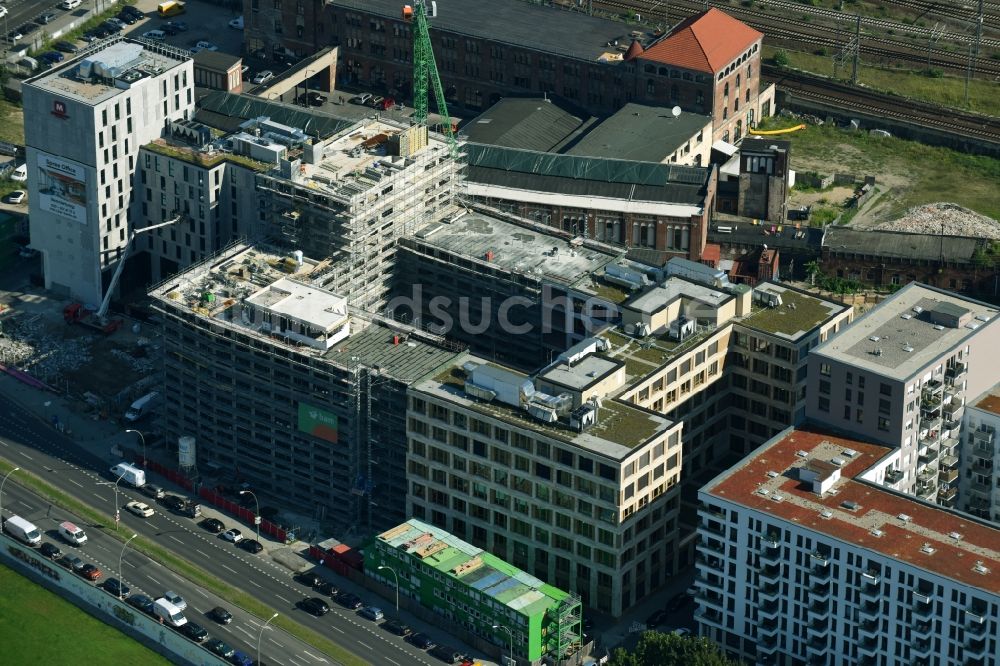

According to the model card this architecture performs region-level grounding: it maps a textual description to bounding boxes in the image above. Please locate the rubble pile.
[110,347,157,374]
[0,317,94,380]
[874,203,1000,239]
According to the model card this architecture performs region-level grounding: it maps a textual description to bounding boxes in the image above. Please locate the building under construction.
[149,242,460,532]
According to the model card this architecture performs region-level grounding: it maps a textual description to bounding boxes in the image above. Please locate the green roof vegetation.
[144,140,273,173]
[740,288,837,338]
[589,278,632,304]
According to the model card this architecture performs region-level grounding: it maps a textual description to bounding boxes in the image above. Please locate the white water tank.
[178,436,196,467]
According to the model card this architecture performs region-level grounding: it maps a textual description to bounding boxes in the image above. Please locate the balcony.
[695,607,722,625]
[758,581,781,602]
[758,562,781,580]
[938,487,958,507]
[968,481,993,498]
[808,599,830,618]
[939,468,958,484]
[758,598,781,619]
[922,379,944,397]
[884,469,905,485]
[916,482,937,500]
[700,519,726,538]
[859,598,881,617]
[758,617,780,637]
[940,437,960,456]
[972,428,995,446]
[965,637,988,658]
[918,449,939,466]
[806,618,828,637]
[859,618,879,637]
[940,454,960,469]
[921,416,943,432]
[809,580,831,598]
[912,590,932,605]
[912,619,933,635]
[701,534,725,555]
[912,637,933,656]
[944,401,963,418]
[946,362,967,379]
[757,634,779,651]
[965,608,986,625]
[857,636,879,656]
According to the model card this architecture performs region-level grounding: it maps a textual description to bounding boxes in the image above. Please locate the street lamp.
[239,490,261,543]
[257,612,278,666]
[492,624,514,666]
[125,429,145,468]
[118,533,138,600]
[0,467,20,520]
[377,565,399,612]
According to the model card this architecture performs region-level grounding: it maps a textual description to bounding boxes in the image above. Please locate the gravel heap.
[874,203,1000,239]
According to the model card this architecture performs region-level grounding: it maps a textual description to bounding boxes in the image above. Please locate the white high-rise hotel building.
[23,38,194,304]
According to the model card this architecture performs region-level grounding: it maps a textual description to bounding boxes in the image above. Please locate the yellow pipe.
[748,124,807,135]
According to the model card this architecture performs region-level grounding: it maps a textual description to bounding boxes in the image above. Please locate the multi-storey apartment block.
[368,519,581,665]
[805,283,1000,505]
[23,37,195,304]
[247,1,773,142]
[695,425,1000,666]
[150,243,458,533]
[406,352,683,617]
[962,383,1000,522]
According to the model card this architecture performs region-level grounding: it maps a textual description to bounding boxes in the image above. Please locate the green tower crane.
[405,1,456,153]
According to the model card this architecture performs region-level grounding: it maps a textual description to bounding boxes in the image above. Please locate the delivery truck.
[154,597,188,627]
[110,462,146,488]
[59,520,88,546]
[4,515,42,546]
[124,391,160,422]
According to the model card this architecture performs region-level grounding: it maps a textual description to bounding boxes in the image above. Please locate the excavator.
[64,216,182,334]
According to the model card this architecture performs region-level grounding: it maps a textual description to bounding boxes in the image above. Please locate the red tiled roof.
[641,8,763,74]
[623,39,644,62]
[706,427,1000,594]
[700,243,721,264]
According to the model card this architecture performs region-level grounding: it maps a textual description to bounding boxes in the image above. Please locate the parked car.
[317,580,338,597]
[126,501,154,518]
[240,539,263,554]
[252,70,273,85]
[240,65,250,80]
[4,191,26,205]
[368,96,385,109]
[106,17,126,29]
[160,23,179,36]
[194,40,218,51]
[306,92,326,107]
[164,20,187,31]
[334,591,362,609]
[101,20,122,34]
[7,29,23,43]
[20,24,39,36]
[230,650,253,666]
[59,554,85,573]
[358,606,384,622]
[429,645,463,663]
[208,606,233,624]
[221,528,243,543]
[382,618,411,636]
[122,5,144,19]
[36,13,58,25]
[54,41,81,53]
[407,632,436,650]
[672,627,692,637]
[298,597,330,617]
[295,571,322,588]
[80,563,102,581]
[200,517,225,533]
[39,542,62,559]
[206,639,235,659]
[163,591,187,611]
[103,578,130,597]
[116,11,138,25]
[645,609,669,629]
[127,594,156,615]
[40,51,64,64]
[181,621,208,642]
[162,494,185,511]
[228,16,243,29]
[10,164,27,182]
[141,484,165,499]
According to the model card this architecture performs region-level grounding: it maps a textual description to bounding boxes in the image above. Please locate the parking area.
[123,0,242,57]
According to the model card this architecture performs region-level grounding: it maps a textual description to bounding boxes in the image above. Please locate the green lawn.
[0,563,172,665]
[0,98,24,145]
[755,117,1000,222]
[765,46,1000,117]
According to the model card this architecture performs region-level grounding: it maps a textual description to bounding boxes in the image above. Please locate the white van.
[59,520,88,546]
[60,0,83,9]
[10,164,27,182]
[124,391,160,422]
[154,598,187,627]
[142,30,166,41]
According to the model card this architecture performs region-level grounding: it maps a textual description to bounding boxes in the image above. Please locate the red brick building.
[244,0,773,142]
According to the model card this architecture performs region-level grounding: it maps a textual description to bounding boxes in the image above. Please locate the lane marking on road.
[91,492,104,501]
[330,625,345,634]
[235,625,254,639]
[68,478,83,488]
[275,594,291,605]
[302,650,321,661]
[248,579,262,588]
[222,564,238,575]
[194,588,209,598]
[18,451,33,460]
[195,549,209,558]
[269,638,284,648]
[287,658,304,666]
[386,659,400,666]
[147,576,161,585]
[356,642,371,650]
[168,536,183,545]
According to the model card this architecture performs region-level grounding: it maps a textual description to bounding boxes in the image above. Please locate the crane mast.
[405,1,456,153]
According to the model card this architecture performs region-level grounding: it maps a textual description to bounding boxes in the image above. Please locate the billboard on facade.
[36,152,88,224]
[298,402,339,443]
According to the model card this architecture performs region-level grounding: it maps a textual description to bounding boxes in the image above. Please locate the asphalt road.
[0,394,444,666]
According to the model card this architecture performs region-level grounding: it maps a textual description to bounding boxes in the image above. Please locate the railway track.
[597,0,1000,75]
[764,66,1000,142]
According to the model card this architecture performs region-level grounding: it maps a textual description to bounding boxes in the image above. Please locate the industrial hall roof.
[564,103,710,163]
[195,91,354,138]
[823,228,983,264]
[459,97,590,153]
[641,8,763,73]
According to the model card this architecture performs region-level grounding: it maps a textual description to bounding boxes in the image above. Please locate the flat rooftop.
[413,212,617,285]
[246,277,347,332]
[971,381,1000,417]
[624,276,732,315]
[565,104,711,163]
[27,38,189,105]
[418,353,672,457]
[539,355,622,391]
[377,519,568,618]
[740,283,847,341]
[149,244,457,380]
[702,426,1000,594]
[812,283,999,381]
[331,0,644,64]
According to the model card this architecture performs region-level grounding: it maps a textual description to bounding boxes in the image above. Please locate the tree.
[607,631,741,666]
[772,50,790,67]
